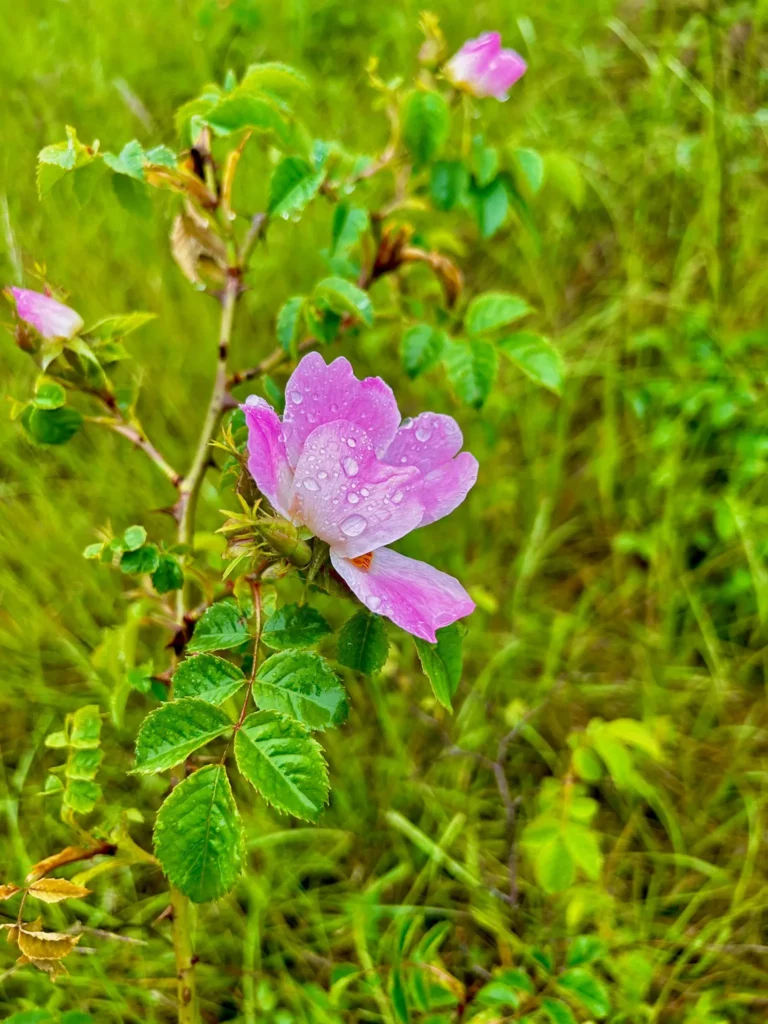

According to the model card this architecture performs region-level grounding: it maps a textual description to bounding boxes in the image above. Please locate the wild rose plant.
[2,15,564,1022]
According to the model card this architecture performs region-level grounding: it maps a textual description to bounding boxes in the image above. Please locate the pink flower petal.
[383,413,478,526]
[419,451,479,527]
[445,32,501,88]
[11,287,83,339]
[476,49,527,100]
[290,419,423,558]
[331,546,475,642]
[384,412,464,472]
[242,397,294,518]
[282,353,401,468]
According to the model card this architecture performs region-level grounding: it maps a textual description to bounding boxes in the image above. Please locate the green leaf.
[563,822,603,881]
[152,554,184,594]
[471,136,499,188]
[402,90,450,169]
[572,747,603,782]
[430,160,469,211]
[276,296,306,355]
[144,145,177,168]
[566,935,605,967]
[400,324,446,379]
[85,312,157,341]
[103,140,146,181]
[330,204,369,258]
[82,542,104,560]
[390,967,409,1023]
[537,833,575,893]
[64,779,101,814]
[499,332,565,396]
[70,705,101,749]
[134,698,231,774]
[25,406,83,445]
[557,968,610,1019]
[545,153,585,208]
[205,93,291,145]
[413,624,463,711]
[468,178,509,238]
[604,718,662,759]
[313,277,374,327]
[337,611,389,674]
[66,747,103,781]
[112,174,151,217]
[254,649,348,730]
[33,378,66,410]
[476,982,521,1008]
[154,764,243,903]
[234,710,329,821]
[173,654,245,706]
[513,147,545,194]
[466,292,532,336]
[122,525,147,551]
[37,126,96,198]
[241,62,309,94]
[541,998,577,1024]
[188,599,251,653]
[268,156,325,218]
[262,603,332,651]
[119,543,160,575]
[443,338,498,409]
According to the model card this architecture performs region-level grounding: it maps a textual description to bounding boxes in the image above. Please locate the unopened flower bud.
[256,518,312,567]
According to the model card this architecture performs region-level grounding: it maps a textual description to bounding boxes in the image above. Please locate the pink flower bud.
[445,31,527,101]
[10,287,84,340]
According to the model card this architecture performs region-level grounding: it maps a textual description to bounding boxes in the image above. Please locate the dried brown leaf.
[17,929,81,961]
[27,878,91,904]
[0,884,20,900]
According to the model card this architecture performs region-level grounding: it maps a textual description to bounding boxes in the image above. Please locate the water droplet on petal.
[340,514,367,537]
[367,595,382,611]
[331,403,339,413]
[244,395,262,407]
[291,391,303,405]
[342,457,359,477]
[415,426,432,442]
[347,492,360,504]
[360,488,370,497]
[318,470,328,479]
[347,437,356,448]
[400,456,408,464]
[303,478,320,492]
[401,417,413,429]
[392,490,404,504]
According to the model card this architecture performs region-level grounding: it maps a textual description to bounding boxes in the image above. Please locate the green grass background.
[1,0,768,1021]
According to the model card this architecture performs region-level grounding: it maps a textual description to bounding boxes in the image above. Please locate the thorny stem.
[88,416,182,487]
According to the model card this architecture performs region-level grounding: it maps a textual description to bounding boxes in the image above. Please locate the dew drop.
[401,417,413,430]
[318,470,328,480]
[347,437,356,448]
[342,457,359,477]
[400,456,408,464]
[360,488,370,497]
[392,490,404,504]
[347,492,360,504]
[244,395,262,407]
[290,391,303,405]
[340,514,367,537]
[367,595,382,611]
[331,403,339,413]
[415,426,432,442]
[303,478,320,492]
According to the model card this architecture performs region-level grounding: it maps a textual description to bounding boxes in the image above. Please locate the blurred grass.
[1,0,768,1021]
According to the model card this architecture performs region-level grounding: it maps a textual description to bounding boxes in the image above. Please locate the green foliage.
[413,624,463,710]
[188,599,251,653]
[261,603,332,650]
[133,698,232,773]
[253,649,348,730]
[151,553,184,593]
[442,338,498,409]
[336,611,389,674]
[276,296,306,355]
[402,90,450,168]
[400,324,446,379]
[23,406,83,445]
[268,156,325,219]
[499,332,565,396]
[154,764,243,903]
[234,710,329,821]
[173,654,245,706]
[465,292,531,336]
[313,277,374,327]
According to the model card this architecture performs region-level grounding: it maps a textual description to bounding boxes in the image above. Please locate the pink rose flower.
[243,353,478,642]
[445,31,527,101]
[10,287,84,340]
